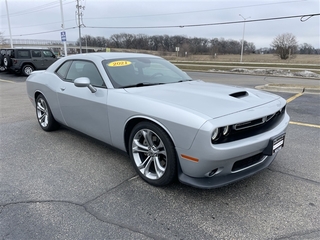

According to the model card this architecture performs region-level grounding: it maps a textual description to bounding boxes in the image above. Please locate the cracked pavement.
[1,73,319,239]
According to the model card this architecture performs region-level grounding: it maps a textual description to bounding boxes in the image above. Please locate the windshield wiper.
[122,82,165,88]
[177,79,193,82]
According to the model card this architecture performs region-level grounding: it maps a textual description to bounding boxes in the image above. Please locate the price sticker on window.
[108,60,132,67]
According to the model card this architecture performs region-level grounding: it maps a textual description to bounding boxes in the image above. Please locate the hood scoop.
[230,91,248,98]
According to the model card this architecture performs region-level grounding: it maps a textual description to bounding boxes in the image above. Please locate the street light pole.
[85,36,87,53]
[239,14,250,63]
[5,0,13,48]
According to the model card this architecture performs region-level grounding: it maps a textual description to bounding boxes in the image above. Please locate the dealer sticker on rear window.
[108,60,132,67]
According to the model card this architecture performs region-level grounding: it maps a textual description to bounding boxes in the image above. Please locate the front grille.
[232,153,264,172]
[233,106,285,131]
[233,118,266,130]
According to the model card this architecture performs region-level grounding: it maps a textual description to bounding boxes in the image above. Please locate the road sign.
[61,31,67,42]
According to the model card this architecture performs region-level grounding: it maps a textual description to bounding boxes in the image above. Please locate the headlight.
[222,126,229,136]
[211,128,220,141]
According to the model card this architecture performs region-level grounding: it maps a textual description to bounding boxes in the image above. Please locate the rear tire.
[22,65,34,76]
[35,94,59,131]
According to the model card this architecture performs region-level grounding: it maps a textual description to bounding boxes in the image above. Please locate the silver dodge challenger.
[26,52,289,189]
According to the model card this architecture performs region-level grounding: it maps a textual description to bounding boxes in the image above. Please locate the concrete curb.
[255,84,320,94]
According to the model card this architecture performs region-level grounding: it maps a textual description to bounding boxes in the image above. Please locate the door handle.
[60,87,66,91]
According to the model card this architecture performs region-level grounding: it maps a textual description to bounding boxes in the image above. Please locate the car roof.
[63,52,161,61]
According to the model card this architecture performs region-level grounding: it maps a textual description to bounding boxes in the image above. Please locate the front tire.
[35,94,59,131]
[128,121,177,186]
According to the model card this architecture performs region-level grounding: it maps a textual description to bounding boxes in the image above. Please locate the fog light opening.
[208,168,218,177]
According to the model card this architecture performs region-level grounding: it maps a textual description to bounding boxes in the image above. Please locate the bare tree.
[299,43,315,54]
[271,33,298,60]
[244,41,256,53]
[0,32,6,46]
[75,33,258,55]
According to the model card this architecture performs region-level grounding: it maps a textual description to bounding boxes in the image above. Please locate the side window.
[66,61,105,87]
[16,50,30,59]
[56,61,72,79]
[42,50,55,58]
[7,50,13,57]
[32,50,41,58]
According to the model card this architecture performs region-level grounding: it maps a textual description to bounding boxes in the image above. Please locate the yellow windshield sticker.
[108,60,132,67]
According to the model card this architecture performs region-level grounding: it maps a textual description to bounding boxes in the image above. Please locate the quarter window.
[42,50,55,58]
[56,61,72,79]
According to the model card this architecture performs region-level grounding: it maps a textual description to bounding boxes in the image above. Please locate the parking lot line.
[0,79,16,84]
[289,121,320,128]
[286,93,320,128]
[286,92,304,103]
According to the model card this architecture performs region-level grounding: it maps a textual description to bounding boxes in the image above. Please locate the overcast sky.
[1,0,319,49]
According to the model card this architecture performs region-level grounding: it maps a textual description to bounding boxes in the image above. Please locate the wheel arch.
[22,63,36,74]
[22,62,35,69]
[34,91,44,104]
[124,116,176,153]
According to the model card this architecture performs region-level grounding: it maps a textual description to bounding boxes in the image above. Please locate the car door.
[42,50,57,69]
[56,60,112,144]
[31,50,44,69]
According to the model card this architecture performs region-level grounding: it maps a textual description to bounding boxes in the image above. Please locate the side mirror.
[74,77,97,93]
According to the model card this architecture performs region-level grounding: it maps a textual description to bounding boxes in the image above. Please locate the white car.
[26,52,289,188]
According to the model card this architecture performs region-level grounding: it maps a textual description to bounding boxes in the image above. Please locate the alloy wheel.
[131,128,167,180]
[36,98,49,128]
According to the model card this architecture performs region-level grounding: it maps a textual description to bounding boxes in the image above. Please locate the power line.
[0,0,310,33]
[84,0,307,20]
[0,0,74,18]
[6,27,77,37]
[3,19,75,30]
[2,13,318,38]
[84,13,320,29]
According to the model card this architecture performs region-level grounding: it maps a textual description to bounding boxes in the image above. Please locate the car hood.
[124,80,280,119]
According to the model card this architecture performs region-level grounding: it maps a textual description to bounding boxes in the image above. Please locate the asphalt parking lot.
[0,72,319,240]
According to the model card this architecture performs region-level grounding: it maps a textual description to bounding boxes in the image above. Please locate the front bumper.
[178,152,277,189]
[176,104,289,189]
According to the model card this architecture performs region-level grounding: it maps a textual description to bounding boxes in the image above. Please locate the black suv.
[0,48,57,76]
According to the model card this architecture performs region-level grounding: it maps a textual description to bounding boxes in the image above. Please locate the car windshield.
[102,57,192,88]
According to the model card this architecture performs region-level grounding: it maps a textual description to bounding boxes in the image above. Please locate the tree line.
[78,33,319,56]
[78,33,256,55]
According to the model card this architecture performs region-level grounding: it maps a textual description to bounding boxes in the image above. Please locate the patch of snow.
[292,70,320,78]
[228,68,320,79]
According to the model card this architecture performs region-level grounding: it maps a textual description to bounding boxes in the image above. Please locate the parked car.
[26,53,289,189]
[1,48,57,76]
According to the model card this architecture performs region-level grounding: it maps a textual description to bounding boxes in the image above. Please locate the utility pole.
[76,0,85,53]
[239,14,250,63]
